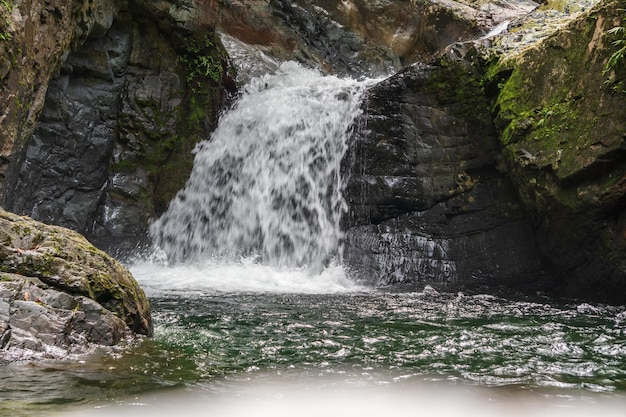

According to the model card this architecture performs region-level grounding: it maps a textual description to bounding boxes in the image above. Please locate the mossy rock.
[0,209,152,336]
[490,1,626,193]
[486,1,626,302]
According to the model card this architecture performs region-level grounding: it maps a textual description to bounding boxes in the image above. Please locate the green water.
[2,287,626,416]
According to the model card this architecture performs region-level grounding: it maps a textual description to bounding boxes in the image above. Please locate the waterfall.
[150,62,372,273]
[480,20,510,40]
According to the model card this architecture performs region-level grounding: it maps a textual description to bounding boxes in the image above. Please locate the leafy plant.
[0,0,13,41]
[603,9,626,94]
[180,35,223,91]
[604,26,625,74]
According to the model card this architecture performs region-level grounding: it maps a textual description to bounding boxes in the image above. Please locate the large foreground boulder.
[0,210,152,361]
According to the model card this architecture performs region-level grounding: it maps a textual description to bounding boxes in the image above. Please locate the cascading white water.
[150,61,372,274]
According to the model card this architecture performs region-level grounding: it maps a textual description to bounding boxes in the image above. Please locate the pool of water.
[3,263,626,416]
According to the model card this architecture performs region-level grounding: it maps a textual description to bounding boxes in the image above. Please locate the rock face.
[0,0,122,202]
[342,61,547,294]
[0,209,152,361]
[343,0,626,303]
[213,0,531,76]
[0,0,524,255]
[488,0,626,303]
[2,0,624,304]
[1,1,231,254]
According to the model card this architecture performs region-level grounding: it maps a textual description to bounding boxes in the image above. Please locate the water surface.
[3,262,626,416]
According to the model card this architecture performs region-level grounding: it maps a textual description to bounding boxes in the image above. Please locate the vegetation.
[0,0,12,41]
[603,9,626,94]
[111,30,228,216]
[181,34,223,90]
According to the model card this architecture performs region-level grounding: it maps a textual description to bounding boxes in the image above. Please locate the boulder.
[0,209,152,361]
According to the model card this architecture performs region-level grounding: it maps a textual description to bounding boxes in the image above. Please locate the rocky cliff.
[0,0,518,254]
[0,0,231,254]
[343,0,626,303]
[488,0,626,302]
[2,0,625,304]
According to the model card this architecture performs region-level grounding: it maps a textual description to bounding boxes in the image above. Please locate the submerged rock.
[0,210,152,361]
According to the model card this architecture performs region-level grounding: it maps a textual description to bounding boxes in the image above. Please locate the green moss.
[490,5,626,184]
[0,273,14,281]
[109,159,137,173]
[421,58,496,144]
[426,59,487,118]
[151,94,214,214]
[0,0,12,42]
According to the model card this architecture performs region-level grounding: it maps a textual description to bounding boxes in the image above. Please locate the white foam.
[129,260,366,296]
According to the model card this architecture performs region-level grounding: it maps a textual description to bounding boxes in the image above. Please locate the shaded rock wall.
[0,0,121,202]
[343,62,547,294]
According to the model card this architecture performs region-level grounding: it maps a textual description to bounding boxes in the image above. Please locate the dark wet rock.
[3,5,230,255]
[343,0,626,303]
[0,209,152,361]
[0,0,121,201]
[343,62,548,294]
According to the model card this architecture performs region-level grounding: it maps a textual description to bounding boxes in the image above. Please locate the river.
[2,58,626,416]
